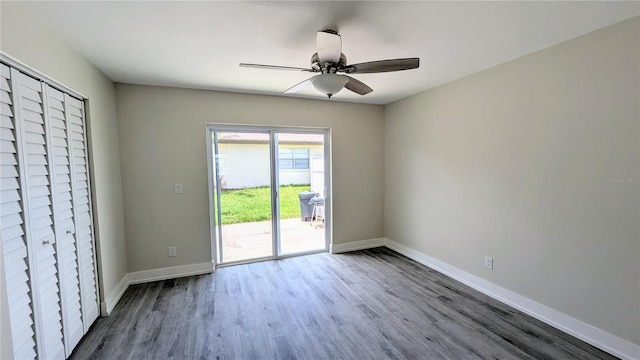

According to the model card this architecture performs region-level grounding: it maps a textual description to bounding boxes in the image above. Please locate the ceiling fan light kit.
[240,29,420,99]
[311,74,348,98]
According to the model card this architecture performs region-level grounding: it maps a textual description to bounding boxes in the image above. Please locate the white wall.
[217,143,271,189]
[217,143,322,189]
[279,170,310,187]
[116,84,384,272]
[384,16,639,345]
[0,1,128,317]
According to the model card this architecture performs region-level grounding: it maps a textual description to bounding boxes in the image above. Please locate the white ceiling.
[18,1,639,105]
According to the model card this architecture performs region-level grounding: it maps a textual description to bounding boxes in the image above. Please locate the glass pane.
[279,159,294,170]
[293,148,309,158]
[214,131,273,263]
[277,133,326,256]
[294,159,309,169]
[279,148,293,157]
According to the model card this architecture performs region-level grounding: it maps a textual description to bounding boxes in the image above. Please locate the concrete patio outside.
[218,217,326,263]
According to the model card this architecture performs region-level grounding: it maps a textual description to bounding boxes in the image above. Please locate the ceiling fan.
[240,29,420,98]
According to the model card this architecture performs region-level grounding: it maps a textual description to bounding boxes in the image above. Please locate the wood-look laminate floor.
[71,248,617,360]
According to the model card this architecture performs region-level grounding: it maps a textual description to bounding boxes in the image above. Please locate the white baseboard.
[100,273,130,316]
[128,262,214,285]
[384,238,640,360]
[330,237,385,254]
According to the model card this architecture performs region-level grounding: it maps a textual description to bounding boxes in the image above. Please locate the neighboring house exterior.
[216,133,324,191]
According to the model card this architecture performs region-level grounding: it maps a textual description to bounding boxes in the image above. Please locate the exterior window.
[279,148,309,170]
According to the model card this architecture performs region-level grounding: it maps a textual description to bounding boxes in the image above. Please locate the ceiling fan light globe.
[312,74,348,98]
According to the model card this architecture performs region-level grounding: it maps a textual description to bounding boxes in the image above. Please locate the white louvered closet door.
[66,95,99,329]
[0,64,38,360]
[46,85,85,353]
[14,70,66,360]
[1,60,99,359]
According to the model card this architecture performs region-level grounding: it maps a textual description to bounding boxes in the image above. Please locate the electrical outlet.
[174,183,183,193]
[168,246,177,257]
[484,256,493,270]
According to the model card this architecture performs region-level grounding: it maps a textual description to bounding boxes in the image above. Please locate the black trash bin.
[299,191,316,221]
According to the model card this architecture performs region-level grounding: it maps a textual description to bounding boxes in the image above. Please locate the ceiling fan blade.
[343,58,420,74]
[344,75,373,95]
[240,63,313,72]
[284,76,315,93]
[316,30,342,63]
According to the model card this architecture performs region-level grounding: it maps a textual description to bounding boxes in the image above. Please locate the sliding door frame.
[206,124,332,267]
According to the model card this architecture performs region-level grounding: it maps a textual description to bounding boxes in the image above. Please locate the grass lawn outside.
[219,184,312,224]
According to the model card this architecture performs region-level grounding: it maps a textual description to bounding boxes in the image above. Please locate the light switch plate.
[174,183,183,193]
[484,256,493,270]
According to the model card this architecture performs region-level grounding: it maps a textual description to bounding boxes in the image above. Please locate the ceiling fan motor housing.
[311,52,347,73]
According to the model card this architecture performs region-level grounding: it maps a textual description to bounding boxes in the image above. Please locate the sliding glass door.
[276,133,327,256]
[207,126,330,265]
[211,130,274,263]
